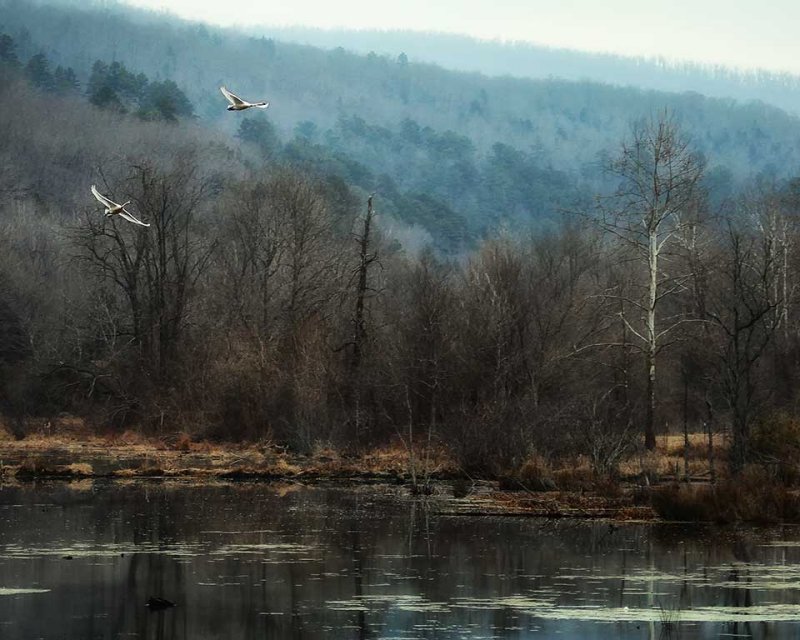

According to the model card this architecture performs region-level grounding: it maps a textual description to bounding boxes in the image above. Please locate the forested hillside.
[4,0,800,486]
[4,0,800,245]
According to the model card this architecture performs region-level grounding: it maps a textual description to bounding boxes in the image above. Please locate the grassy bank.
[2,418,799,523]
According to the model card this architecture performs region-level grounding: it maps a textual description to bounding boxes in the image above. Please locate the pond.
[0,480,799,639]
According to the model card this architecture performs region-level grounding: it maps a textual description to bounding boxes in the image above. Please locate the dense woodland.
[3,2,800,482]
[6,0,800,246]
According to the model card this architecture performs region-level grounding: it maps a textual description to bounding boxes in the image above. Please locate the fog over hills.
[264,26,800,116]
[3,0,800,244]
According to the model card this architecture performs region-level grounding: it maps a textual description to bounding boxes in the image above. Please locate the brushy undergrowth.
[751,413,800,485]
[651,468,800,524]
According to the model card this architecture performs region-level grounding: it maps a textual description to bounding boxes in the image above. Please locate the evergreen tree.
[138,80,193,122]
[88,59,143,110]
[89,84,125,111]
[53,65,80,93]
[24,52,53,90]
[87,60,110,101]
[106,60,146,99]
[0,33,19,67]
[87,59,192,121]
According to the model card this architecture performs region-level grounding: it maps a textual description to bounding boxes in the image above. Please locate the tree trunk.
[683,373,689,482]
[350,196,373,374]
[730,398,749,475]
[706,397,715,484]
[645,354,656,450]
[645,228,658,450]
[349,195,375,445]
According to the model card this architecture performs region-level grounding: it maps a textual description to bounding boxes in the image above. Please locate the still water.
[0,480,799,639]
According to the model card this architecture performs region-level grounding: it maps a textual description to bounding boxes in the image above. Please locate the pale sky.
[123,0,800,74]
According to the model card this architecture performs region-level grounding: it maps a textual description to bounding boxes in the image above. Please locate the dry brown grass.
[51,415,92,437]
[63,463,93,476]
[0,432,457,480]
[617,452,688,481]
[615,433,724,482]
[517,454,557,490]
[0,419,15,442]
[311,442,340,462]
[266,458,302,475]
[660,432,722,458]
[188,440,214,454]
[357,442,457,476]
[360,445,409,473]
[14,457,95,478]
[552,457,595,491]
[174,432,192,452]
[103,429,150,447]
[498,455,625,497]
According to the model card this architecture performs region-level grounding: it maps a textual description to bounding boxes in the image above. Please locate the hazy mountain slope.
[266,27,800,116]
[3,0,800,245]
[2,1,798,173]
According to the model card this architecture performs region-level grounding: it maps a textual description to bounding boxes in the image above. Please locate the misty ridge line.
[257,24,800,79]
[11,0,800,118]
[257,26,800,113]
[5,0,800,250]
[49,0,800,81]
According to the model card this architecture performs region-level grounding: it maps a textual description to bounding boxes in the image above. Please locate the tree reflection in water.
[0,482,798,639]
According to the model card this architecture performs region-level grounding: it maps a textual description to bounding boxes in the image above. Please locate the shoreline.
[0,434,657,522]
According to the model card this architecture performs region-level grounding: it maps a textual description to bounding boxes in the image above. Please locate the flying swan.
[91,185,150,227]
[220,86,269,111]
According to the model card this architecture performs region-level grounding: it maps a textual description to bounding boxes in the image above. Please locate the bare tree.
[694,211,782,473]
[597,112,705,449]
[405,249,453,488]
[268,171,346,448]
[219,179,285,343]
[129,159,214,379]
[349,195,378,372]
[73,157,213,422]
[342,194,380,443]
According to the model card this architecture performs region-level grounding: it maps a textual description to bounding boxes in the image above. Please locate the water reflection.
[0,481,798,638]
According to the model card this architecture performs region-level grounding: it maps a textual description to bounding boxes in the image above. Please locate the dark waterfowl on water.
[145,596,175,611]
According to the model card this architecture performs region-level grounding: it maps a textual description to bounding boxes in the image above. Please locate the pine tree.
[53,65,80,93]
[0,34,19,67]
[24,52,53,90]
[87,60,125,111]
[138,80,193,122]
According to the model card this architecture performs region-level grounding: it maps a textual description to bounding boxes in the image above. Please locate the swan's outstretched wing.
[91,184,120,209]
[118,210,150,227]
[220,86,245,106]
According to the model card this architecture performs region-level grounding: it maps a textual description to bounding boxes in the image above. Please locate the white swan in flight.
[91,185,150,227]
[220,86,269,111]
